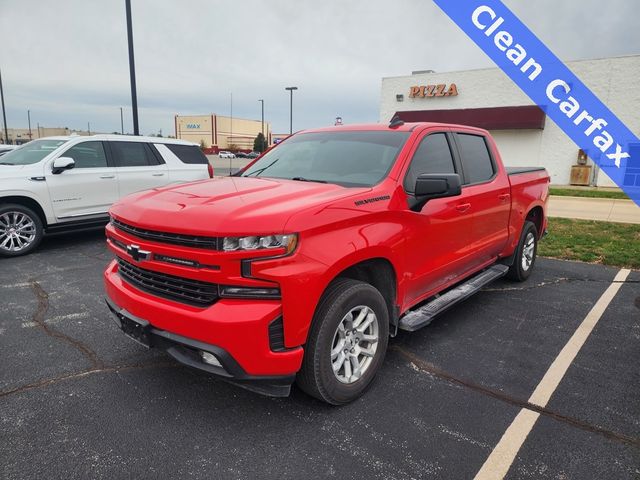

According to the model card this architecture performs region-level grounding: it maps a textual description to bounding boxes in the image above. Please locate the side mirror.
[410,173,461,211]
[52,157,75,174]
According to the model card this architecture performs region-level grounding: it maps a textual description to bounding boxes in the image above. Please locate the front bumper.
[105,297,295,396]
[104,260,303,396]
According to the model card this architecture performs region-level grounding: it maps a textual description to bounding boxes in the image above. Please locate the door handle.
[455,203,471,213]
[100,175,115,179]
[152,173,165,177]
[498,193,511,201]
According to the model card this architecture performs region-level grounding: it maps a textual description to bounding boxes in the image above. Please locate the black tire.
[507,220,538,282]
[297,278,389,405]
[0,203,44,257]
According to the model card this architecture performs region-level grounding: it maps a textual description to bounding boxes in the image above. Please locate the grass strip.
[539,217,640,269]
[549,188,630,200]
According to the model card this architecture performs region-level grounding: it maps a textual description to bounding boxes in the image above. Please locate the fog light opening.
[200,350,222,367]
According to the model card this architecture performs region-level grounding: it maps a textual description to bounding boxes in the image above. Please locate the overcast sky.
[0,0,638,136]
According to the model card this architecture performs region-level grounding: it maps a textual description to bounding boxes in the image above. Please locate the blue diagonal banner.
[433,0,640,208]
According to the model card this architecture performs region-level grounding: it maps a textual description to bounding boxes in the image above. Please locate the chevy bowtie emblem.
[126,244,151,262]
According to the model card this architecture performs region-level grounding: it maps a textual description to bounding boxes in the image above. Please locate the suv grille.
[112,218,220,249]
[117,258,218,307]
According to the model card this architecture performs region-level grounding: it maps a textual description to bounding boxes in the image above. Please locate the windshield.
[0,139,68,165]
[241,130,411,187]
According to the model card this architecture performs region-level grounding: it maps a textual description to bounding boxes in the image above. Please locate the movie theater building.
[380,55,640,187]
[175,114,272,153]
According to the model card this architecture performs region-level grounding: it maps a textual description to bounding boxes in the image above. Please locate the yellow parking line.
[474,268,631,480]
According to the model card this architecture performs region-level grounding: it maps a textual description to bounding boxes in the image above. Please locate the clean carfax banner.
[433,0,640,207]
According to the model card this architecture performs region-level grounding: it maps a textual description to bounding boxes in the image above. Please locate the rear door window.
[456,134,495,184]
[110,142,159,167]
[403,133,456,193]
[164,144,208,164]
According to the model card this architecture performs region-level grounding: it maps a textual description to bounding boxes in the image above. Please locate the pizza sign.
[409,84,459,98]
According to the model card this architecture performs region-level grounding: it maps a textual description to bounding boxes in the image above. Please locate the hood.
[0,164,28,177]
[110,176,368,235]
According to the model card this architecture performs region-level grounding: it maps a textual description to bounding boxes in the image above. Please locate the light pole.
[125,0,139,135]
[87,122,91,135]
[258,99,264,151]
[120,107,124,134]
[229,93,233,172]
[28,110,32,139]
[0,68,8,144]
[285,86,297,135]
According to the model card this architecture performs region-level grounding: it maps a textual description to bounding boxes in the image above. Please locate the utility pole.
[120,107,124,134]
[285,86,298,135]
[125,0,139,135]
[28,110,32,140]
[258,99,264,151]
[87,122,91,135]
[0,68,9,144]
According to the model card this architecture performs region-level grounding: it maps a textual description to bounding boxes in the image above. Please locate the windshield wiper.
[244,158,279,177]
[0,162,14,166]
[291,177,327,183]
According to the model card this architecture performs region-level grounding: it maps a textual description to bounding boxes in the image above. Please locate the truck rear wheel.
[0,204,44,257]
[507,220,538,282]
[297,278,389,405]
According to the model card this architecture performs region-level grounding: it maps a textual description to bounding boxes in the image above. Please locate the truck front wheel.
[297,278,389,405]
[507,220,538,282]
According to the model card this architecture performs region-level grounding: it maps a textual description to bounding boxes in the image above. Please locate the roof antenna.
[389,114,405,129]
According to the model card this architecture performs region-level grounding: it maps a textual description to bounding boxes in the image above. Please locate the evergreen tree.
[253,133,266,152]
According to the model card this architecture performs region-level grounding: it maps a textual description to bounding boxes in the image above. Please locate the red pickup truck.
[104,121,549,404]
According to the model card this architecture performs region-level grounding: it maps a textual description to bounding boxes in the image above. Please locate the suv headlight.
[222,234,297,253]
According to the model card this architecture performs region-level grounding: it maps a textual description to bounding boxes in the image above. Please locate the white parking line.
[474,268,631,480]
[0,282,32,289]
[21,311,90,328]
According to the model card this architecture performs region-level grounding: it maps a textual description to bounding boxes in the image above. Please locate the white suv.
[0,135,213,256]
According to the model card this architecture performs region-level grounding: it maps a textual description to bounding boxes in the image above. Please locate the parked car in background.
[0,135,213,256]
[0,145,18,157]
[246,151,260,159]
[235,152,248,158]
[218,151,236,159]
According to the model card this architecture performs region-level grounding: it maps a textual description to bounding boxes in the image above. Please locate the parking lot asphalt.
[1,231,639,479]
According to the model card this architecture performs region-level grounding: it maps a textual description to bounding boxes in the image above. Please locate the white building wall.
[380,56,640,186]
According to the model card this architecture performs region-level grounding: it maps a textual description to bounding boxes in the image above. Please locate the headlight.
[222,234,297,253]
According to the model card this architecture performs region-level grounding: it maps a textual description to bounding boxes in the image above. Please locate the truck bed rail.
[506,166,547,175]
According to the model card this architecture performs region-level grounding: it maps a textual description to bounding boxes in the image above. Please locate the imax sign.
[185,123,201,129]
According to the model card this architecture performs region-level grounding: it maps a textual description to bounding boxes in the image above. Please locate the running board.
[398,264,509,332]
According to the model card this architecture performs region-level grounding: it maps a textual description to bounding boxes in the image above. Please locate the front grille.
[112,218,220,249]
[117,258,218,307]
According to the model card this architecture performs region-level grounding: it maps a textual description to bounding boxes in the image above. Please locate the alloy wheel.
[330,305,379,384]
[0,211,37,253]
[521,232,535,271]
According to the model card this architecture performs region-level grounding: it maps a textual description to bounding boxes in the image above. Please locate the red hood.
[110,177,368,236]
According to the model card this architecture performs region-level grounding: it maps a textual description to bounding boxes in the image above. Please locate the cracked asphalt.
[1,230,639,479]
